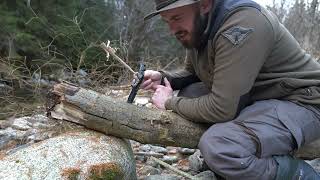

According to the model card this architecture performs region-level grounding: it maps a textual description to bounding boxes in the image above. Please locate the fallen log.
[47,82,209,148]
[47,82,320,158]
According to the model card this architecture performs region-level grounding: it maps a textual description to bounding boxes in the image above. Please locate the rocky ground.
[0,87,319,179]
[0,113,216,180]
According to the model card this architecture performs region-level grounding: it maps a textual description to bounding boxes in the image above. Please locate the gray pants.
[179,83,320,180]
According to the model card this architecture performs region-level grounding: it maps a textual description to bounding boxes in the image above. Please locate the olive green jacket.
[162,6,320,123]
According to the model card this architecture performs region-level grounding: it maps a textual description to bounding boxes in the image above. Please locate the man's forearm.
[159,70,200,90]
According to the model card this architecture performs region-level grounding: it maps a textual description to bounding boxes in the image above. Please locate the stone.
[0,83,12,95]
[134,97,150,106]
[177,159,190,172]
[110,90,124,97]
[194,171,218,180]
[145,103,155,109]
[130,140,140,147]
[189,150,205,172]
[167,147,178,154]
[143,174,180,180]
[0,127,26,141]
[0,130,137,180]
[146,158,160,168]
[139,165,161,176]
[40,79,50,87]
[31,122,52,129]
[25,114,50,124]
[0,120,11,129]
[76,69,88,77]
[161,155,179,165]
[140,144,152,152]
[179,148,196,155]
[0,134,13,150]
[151,145,168,154]
[135,155,147,162]
[27,131,54,142]
[11,118,32,131]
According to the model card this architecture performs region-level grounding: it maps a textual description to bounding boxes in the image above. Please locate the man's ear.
[200,0,213,15]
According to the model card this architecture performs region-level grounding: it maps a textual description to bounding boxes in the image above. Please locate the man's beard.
[177,12,208,49]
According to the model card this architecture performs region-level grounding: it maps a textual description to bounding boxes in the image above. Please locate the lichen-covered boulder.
[0,130,136,180]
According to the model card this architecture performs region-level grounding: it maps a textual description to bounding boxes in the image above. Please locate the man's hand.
[140,70,162,91]
[151,78,173,110]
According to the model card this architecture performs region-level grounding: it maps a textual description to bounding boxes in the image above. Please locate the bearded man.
[141,0,320,179]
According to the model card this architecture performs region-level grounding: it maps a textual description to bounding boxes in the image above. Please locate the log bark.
[47,83,320,158]
[47,82,209,148]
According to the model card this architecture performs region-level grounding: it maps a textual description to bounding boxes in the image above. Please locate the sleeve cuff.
[164,97,181,110]
[159,70,170,86]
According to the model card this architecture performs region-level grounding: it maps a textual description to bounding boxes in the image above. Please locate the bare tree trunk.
[47,82,320,159]
[47,82,209,148]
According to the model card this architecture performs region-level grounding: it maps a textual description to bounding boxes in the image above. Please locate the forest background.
[0,0,319,119]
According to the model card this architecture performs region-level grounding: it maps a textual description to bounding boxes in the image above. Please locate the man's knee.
[198,122,257,173]
[198,123,234,171]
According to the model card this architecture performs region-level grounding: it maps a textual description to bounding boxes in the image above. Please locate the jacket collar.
[197,0,222,50]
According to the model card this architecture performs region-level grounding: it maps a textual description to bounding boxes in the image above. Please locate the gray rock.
[0,127,26,141]
[11,117,32,131]
[0,134,13,150]
[0,114,60,151]
[151,145,168,154]
[6,143,32,155]
[143,174,180,180]
[145,103,154,108]
[178,163,190,172]
[136,155,147,162]
[139,165,162,176]
[32,73,41,80]
[0,127,15,137]
[78,78,91,87]
[179,148,196,155]
[0,83,12,94]
[134,97,150,106]
[31,122,52,129]
[130,140,141,149]
[161,155,179,164]
[167,147,178,154]
[40,79,50,86]
[26,114,50,124]
[0,120,11,129]
[0,130,137,180]
[27,131,54,142]
[140,144,152,152]
[189,150,205,172]
[77,69,88,77]
[195,171,217,180]
[146,158,160,168]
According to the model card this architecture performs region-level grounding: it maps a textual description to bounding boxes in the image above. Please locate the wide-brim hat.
[144,0,200,21]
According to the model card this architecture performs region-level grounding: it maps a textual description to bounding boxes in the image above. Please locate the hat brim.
[144,0,199,21]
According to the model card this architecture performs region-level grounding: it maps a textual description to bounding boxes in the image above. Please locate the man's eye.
[173,17,182,22]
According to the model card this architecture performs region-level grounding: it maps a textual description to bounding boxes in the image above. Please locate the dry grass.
[0,56,46,120]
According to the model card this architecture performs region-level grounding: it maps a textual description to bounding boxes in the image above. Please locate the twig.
[100,41,136,74]
[162,57,178,70]
[150,156,197,180]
